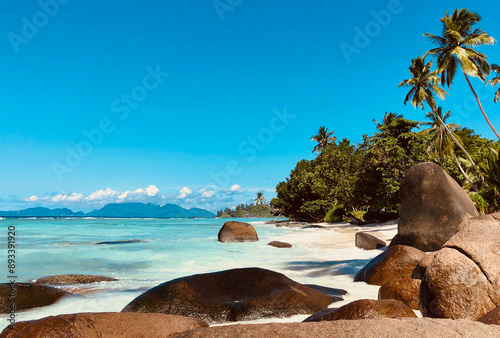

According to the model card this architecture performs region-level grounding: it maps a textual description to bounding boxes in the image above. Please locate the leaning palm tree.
[421,108,476,189]
[424,8,499,140]
[311,126,336,154]
[399,56,476,167]
[486,64,500,103]
[254,192,266,205]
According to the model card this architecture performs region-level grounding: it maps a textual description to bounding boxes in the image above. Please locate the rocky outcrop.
[32,274,118,285]
[0,283,68,313]
[354,245,426,285]
[267,241,292,248]
[173,318,500,337]
[355,232,386,250]
[478,306,500,325]
[122,268,336,323]
[303,299,416,322]
[0,313,208,338]
[411,252,437,279]
[218,221,258,242]
[378,278,421,309]
[392,162,478,251]
[419,215,500,320]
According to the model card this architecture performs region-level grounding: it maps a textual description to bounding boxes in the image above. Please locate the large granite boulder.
[218,221,258,242]
[0,283,68,313]
[354,245,426,285]
[392,162,478,251]
[378,278,421,309]
[419,215,500,319]
[303,299,416,322]
[173,318,500,337]
[355,232,386,250]
[478,306,500,325]
[32,274,118,285]
[0,313,208,338]
[122,267,336,323]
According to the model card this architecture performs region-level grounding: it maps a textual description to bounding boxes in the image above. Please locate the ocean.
[0,217,388,329]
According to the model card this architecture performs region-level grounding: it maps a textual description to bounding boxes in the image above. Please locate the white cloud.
[51,192,84,203]
[145,185,160,197]
[229,184,246,194]
[24,195,40,202]
[86,188,118,201]
[199,188,215,198]
[177,187,192,199]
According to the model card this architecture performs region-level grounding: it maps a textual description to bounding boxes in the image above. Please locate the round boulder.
[354,245,426,285]
[419,248,495,319]
[218,221,258,242]
[0,283,68,313]
[0,313,208,338]
[32,274,118,285]
[378,278,421,309]
[121,267,336,323]
[267,241,292,248]
[303,299,416,322]
[355,232,386,250]
[393,162,478,251]
[411,252,438,279]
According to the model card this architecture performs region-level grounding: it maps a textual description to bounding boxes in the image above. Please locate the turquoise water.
[0,217,384,328]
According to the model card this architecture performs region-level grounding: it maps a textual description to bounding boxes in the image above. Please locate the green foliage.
[217,204,273,218]
[324,204,345,223]
[468,191,488,215]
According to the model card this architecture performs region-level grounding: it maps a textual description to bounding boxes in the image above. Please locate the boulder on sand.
[354,245,425,285]
[355,232,386,250]
[218,221,258,242]
[0,312,208,338]
[121,267,336,323]
[392,162,478,251]
[419,215,500,320]
[0,283,68,313]
[303,299,416,322]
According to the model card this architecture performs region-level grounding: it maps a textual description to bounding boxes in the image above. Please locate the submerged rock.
[121,267,336,323]
[32,274,118,285]
[0,312,208,338]
[218,221,258,242]
[0,283,68,313]
[267,241,292,248]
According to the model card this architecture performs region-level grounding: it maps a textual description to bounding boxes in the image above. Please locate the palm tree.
[421,108,476,189]
[486,64,500,103]
[311,126,336,154]
[372,112,404,131]
[424,8,499,140]
[254,192,266,205]
[399,56,476,167]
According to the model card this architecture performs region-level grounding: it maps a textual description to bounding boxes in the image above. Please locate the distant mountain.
[0,203,215,218]
[87,203,215,218]
[0,207,84,217]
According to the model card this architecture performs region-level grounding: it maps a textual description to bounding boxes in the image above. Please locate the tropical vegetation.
[270,8,500,221]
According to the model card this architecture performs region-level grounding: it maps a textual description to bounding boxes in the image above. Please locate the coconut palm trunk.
[463,72,500,140]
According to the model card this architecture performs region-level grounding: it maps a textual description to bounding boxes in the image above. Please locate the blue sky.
[1,0,500,212]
